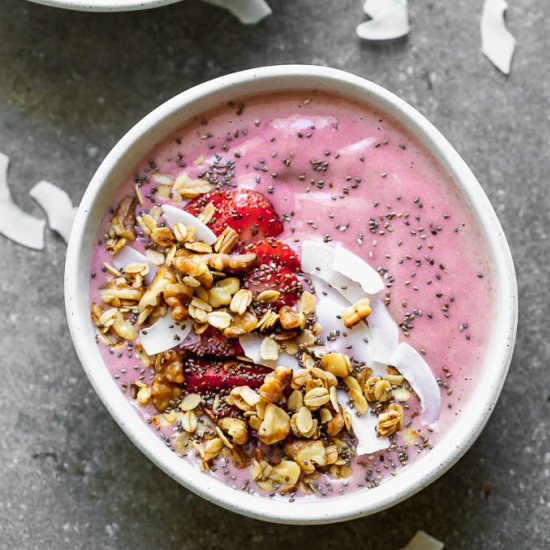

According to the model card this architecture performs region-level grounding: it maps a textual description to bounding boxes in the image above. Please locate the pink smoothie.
[89,91,493,499]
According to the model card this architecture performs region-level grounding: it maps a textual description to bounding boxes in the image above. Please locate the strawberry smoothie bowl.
[65,66,517,524]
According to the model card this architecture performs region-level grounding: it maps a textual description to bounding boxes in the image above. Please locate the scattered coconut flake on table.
[481,0,516,75]
[161,204,217,245]
[333,245,384,295]
[400,530,444,550]
[239,333,300,370]
[113,246,157,285]
[29,181,77,244]
[368,298,400,364]
[390,343,441,426]
[139,316,193,355]
[202,0,271,24]
[0,153,45,250]
[357,0,409,41]
[337,390,389,455]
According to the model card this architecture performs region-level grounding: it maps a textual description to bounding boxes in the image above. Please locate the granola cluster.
[92,185,413,496]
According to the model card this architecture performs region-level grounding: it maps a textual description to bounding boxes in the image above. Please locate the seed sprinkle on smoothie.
[89,91,493,499]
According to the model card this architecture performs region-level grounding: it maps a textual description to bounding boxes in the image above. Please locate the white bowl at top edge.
[64,65,518,524]
[26,0,180,12]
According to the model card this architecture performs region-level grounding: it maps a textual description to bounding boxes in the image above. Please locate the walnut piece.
[259,366,292,403]
[107,196,136,243]
[377,403,403,436]
[151,350,184,411]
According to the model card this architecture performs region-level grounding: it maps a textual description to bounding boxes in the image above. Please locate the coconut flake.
[333,245,384,295]
[337,390,389,455]
[301,240,365,303]
[389,343,441,426]
[368,298,400,364]
[29,181,77,244]
[0,153,45,250]
[271,115,336,132]
[113,246,157,285]
[161,204,217,245]
[139,316,192,355]
[202,0,272,24]
[400,531,444,550]
[239,333,299,370]
[357,0,409,41]
[481,0,516,75]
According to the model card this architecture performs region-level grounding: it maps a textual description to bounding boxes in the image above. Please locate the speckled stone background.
[0,0,548,548]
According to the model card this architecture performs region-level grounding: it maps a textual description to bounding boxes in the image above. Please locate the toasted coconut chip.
[389,343,441,426]
[357,0,409,41]
[333,245,384,295]
[202,0,272,24]
[239,333,300,371]
[481,0,516,75]
[29,181,77,243]
[139,315,193,355]
[161,204,216,245]
[301,240,365,303]
[399,530,444,550]
[0,153,45,250]
[337,390,389,455]
[112,246,156,285]
[367,298,400,364]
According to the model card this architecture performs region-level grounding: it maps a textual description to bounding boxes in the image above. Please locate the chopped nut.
[223,311,258,338]
[325,408,345,436]
[207,311,232,330]
[138,266,176,312]
[279,306,306,330]
[298,291,316,315]
[342,298,372,328]
[201,437,223,462]
[213,227,239,254]
[287,389,303,412]
[112,315,138,341]
[258,404,291,445]
[303,387,330,410]
[218,417,248,445]
[172,172,211,198]
[107,196,136,243]
[320,353,352,378]
[319,408,333,424]
[136,385,151,405]
[260,337,279,361]
[377,403,403,436]
[209,278,240,308]
[291,368,311,389]
[284,440,327,474]
[343,376,369,415]
[151,350,184,411]
[291,406,315,437]
[151,226,175,247]
[259,366,292,403]
[364,376,392,402]
[256,289,281,303]
[164,282,193,322]
[203,252,257,273]
[268,459,301,491]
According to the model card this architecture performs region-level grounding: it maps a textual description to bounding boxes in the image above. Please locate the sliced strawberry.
[186,188,283,243]
[244,238,301,272]
[184,358,271,394]
[245,264,303,308]
[182,326,244,357]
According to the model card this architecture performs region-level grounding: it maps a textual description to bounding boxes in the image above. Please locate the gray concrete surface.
[0,0,548,548]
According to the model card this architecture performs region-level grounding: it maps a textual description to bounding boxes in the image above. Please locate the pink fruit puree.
[89,90,493,499]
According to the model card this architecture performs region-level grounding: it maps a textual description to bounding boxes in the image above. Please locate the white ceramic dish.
[27,0,180,12]
[65,65,518,524]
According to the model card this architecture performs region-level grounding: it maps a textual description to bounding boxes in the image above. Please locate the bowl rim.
[64,64,518,524]
[26,0,180,12]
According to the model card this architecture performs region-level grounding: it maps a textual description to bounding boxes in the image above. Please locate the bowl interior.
[65,65,517,524]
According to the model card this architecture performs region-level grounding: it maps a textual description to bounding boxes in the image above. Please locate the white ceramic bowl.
[27,0,179,12]
[65,65,518,524]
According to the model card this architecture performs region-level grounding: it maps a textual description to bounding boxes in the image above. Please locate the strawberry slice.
[245,264,303,308]
[244,238,301,272]
[184,358,271,394]
[185,188,283,243]
[182,326,244,357]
